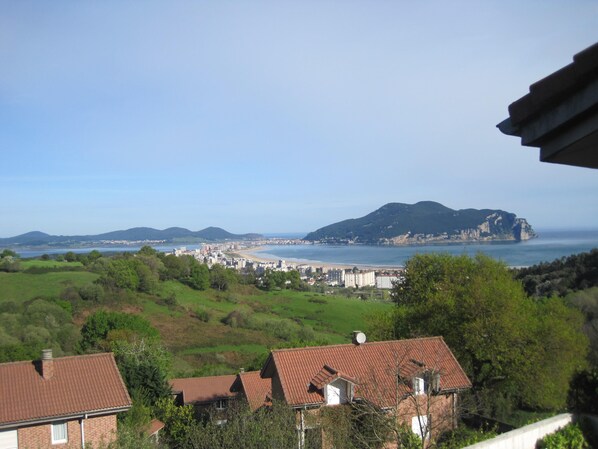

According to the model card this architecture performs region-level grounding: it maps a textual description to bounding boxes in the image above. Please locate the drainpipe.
[80,413,87,448]
[300,409,305,449]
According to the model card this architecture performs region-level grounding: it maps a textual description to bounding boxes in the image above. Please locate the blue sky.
[2,1,598,237]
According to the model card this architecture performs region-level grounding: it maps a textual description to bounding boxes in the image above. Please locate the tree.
[185,399,297,449]
[64,251,77,262]
[378,253,587,417]
[154,398,196,448]
[0,249,17,258]
[113,339,172,407]
[210,264,237,291]
[187,259,210,290]
[0,254,21,272]
[79,310,159,351]
[99,259,140,291]
[160,254,191,280]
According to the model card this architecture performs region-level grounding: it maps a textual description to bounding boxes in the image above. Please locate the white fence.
[463,413,573,449]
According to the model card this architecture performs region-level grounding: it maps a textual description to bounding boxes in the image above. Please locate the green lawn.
[20,259,84,269]
[0,271,98,303]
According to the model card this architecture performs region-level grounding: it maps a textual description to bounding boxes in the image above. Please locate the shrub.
[221,309,252,328]
[537,423,588,449]
[80,311,159,351]
[79,283,105,302]
[164,292,178,307]
[437,425,498,449]
[195,307,211,322]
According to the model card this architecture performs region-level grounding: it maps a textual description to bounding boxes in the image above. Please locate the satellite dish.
[353,331,367,345]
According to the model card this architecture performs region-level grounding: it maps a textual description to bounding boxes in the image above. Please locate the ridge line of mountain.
[0,226,262,246]
[303,201,536,245]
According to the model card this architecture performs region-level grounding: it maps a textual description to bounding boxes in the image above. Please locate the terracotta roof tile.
[263,337,471,408]
[170,375,237,404]
[238,371,271,412]
[147,419,165,436]
[310,365,357,390]
[0,353,132,426]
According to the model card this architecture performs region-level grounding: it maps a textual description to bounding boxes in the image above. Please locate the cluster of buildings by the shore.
[170,242,404,289]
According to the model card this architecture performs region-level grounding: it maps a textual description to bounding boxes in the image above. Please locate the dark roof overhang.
[498,42,598,169]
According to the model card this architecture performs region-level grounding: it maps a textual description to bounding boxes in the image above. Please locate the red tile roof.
[261,337,471,407]
[238,371,272,412]
[170,375,237,405]
[310,365,357,390]
[147,419,165,436]
[0,353,132,427]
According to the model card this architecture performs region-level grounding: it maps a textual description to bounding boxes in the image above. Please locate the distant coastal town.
[170,239,405,289]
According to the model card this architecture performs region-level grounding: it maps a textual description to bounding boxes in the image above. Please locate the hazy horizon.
[2,1,598,236]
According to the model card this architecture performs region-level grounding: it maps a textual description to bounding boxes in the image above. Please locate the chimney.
[41,349,54,380]
[352,331,367,345]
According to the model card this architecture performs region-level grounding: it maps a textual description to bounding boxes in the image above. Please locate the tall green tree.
[377,253,587,416]
[79,310,159,351]
[113,339,172,407]
[187,260,210,290]
[210,264,237,291]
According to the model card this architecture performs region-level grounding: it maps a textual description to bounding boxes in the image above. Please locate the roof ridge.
[271,336,444,354]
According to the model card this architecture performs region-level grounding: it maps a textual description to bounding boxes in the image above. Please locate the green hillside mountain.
[0,227,262,247]
[304,201,536,245]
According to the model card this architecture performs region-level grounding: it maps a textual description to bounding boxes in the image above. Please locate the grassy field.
[20,260,84,269]
[0,268,392,376]
[0,271,98,303]
[136,283,392,376]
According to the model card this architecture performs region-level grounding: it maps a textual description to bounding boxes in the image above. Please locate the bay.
[253,229,598,268]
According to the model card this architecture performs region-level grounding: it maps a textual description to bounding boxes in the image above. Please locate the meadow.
[0,260,392,376]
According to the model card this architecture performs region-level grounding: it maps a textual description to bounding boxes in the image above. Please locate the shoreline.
[234,246,404,271]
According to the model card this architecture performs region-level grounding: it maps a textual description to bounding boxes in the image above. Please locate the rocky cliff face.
[304,202,536,245]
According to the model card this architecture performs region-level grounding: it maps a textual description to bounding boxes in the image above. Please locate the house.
[0,349,132,449]
[170,371,272,418]
[260,334,471,447]
[233,370,272,412]
[171,335,470,448]
[171,374,238,418]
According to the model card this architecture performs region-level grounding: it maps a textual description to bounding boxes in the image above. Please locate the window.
[215,399,227,410]
[51,421,68,444]
[411,415,430,440]
[412,372,441,395]
[325,379,352,405]
[412,376,425,395]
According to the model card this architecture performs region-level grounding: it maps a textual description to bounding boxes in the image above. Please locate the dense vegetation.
[1,247,596,447]
[515,249,598,298]
[304,201,534,243]
[368,253,589,421]
[537,423,589,449]
[0,248,391,376]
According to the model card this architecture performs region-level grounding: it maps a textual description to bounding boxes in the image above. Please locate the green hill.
[304,201,536,245]
[0,259,390,376]
[0,226,262,247]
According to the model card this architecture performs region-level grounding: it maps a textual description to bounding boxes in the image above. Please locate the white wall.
[463,414,573,449]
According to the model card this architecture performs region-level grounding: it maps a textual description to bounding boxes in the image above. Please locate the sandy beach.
[234,246,402,271]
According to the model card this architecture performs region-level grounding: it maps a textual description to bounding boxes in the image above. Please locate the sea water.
[253,229,598,267]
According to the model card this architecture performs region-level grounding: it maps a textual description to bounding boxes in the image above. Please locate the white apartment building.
[375,274,402,289]
[345,270,375,288]
[326,269,345,286]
